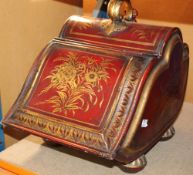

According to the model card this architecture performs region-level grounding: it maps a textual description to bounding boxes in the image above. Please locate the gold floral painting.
[27,49,126,126]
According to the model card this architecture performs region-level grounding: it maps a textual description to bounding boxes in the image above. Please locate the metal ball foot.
[119,155,147,173]
[160,126,175,141]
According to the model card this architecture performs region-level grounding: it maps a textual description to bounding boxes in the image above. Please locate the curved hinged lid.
[59,16,181,57]
[3,38,156,159]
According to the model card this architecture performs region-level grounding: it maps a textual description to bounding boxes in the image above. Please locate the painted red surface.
[27,48,127,128]
[60,16,173,55]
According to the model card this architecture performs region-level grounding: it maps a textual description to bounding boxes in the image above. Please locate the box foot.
[118,155,147,173]
[160,126,175,141]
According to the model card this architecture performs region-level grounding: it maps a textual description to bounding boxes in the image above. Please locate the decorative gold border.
[13,110,108,151]
[4,39,151,156]
[106,57,152,151]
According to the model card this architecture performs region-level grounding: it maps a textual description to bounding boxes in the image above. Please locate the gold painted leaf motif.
[37,52,116,116]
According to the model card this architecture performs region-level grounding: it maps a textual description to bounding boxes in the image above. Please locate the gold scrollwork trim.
[14,110,108,152]
[106,57,151,150]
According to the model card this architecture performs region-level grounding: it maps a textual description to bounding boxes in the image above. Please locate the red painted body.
[3,16,189,166]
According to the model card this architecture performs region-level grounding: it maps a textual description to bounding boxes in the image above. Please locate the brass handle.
[107,0,137,22]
